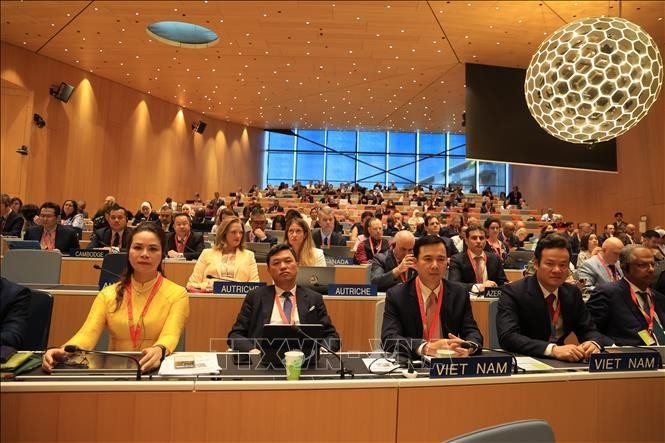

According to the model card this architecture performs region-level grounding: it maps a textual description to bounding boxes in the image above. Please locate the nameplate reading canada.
[324,256,354,265]
[588,349,661,373]
[213,282,266,295]
[327,284,377,296]
[429,354,513,378]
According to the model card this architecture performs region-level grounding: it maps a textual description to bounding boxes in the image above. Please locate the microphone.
[63,345,142,380]
[291,325,353,379]
[93,264,125,281]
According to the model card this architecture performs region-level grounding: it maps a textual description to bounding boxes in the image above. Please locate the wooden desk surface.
[2,372,662,443]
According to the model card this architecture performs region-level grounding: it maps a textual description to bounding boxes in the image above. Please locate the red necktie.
[425,294,440,340]
[546,293,556,320]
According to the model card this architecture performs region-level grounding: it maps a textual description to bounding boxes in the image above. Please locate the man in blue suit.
[497,234,610,362]
[587,246,665,346]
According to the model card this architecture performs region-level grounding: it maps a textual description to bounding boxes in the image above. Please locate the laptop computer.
[259,324,324,369]
[6,240,41,250]
[296,266,335,294]
[322,245,353,258]
[504,250,535,269]
[245,242,272,255]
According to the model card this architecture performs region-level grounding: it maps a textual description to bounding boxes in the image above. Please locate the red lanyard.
[175,233,190,253]
[629,285,656,332]
[598,255,619,282]
[466,250,486,283]
[274,290,297,324]
[415,277,444,342]
[126,274,164,349]
[369,237,382,255]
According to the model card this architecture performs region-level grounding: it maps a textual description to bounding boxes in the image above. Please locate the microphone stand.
[292,326,353,379]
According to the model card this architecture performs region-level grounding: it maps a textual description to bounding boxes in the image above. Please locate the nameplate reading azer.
[429,354,513,378]
[213,282,266,295]
[327,284,377,296]
[588,349,661,373]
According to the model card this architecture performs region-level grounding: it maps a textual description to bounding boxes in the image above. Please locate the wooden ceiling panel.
[1,0,662,132]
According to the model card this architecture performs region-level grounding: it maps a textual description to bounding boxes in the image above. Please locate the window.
[264,129,508,193]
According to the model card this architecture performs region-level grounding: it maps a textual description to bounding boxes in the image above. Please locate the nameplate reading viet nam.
[588,348,662,373]
[429,354,513,378]
[72,249,109,258]
[212,281,266,294]
[327,284,377,296]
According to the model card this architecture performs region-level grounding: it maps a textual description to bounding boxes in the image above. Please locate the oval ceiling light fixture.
[524,17,662,144]
[146,21,219,48]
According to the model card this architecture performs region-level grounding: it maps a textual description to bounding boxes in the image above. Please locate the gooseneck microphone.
[291,325,354,379]
[63,345,142,380]
[93,264,124,280]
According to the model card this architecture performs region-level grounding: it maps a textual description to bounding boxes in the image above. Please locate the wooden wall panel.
[0,42,264,210]
[510,28,665,230]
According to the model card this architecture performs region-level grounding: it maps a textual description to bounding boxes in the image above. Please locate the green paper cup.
[284,350,304,381]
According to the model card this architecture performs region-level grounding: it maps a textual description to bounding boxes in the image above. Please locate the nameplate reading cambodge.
[213,282,266,294]
[429,355,513,378]
[588,349,661,373]
[72,249,109,258]
[327,284,377,296]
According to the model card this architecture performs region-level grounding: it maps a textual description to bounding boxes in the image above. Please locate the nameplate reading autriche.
[213,281,266,294]
[429,354,513,378]
[324,256,354,265]
[327,284,377,296]
[588,349,661,373]
[72,249,109,258]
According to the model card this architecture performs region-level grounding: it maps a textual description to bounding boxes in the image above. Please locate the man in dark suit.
[87,205,131,250]
[24,202,80,254]
[267,198,284,214]
[381,235,483,359]
[587,246,665,346]
[561,222,580,254]
[448,223,506,293]
[0,277,31,350]
[371,230,416,292]
[312,206,346,248]
[497,234,610,361]
[245,207,277,245]
[0,193,24,237]
[165,213,204,260]
[228,244,340,352]
[422,214,458,258]
[157,206,175,233]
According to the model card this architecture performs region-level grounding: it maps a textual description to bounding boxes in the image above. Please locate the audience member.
[643,229,664,261]
[61,199,85,231]
[187,216,259,290]
[497,234,609,361]
[576,233,601,268]
[484,217,507,263]
[598,224,615,246]
[0,193,24,237]
[284,217,326,266]
[540,208,555,222]
[0,277,31,350]
[577,237,624,294]
[271,214,286,231]
[227,244,340,352]
[267,198,284,213]
[498,221,520,252]
[561,222,580,254]
[157,206,174,233]
[87,205,132,250]
[370,231,416,292]
[354,217,389,264]
[92,195,117,230]
[24,202,80,254]
[165,213,204,261]
[407,209,424,232]
[381,235,483,359]
[312,206,346,248]
[42,223,189,373]
[587,246,665,346]
[246,207,278,245]
[613,212,627,231]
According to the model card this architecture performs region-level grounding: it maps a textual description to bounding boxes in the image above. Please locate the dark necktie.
[638,291,650,312]
[112,232,120,247]
[283,291,293,324]
[608,264,618,280]
[324,236,329,247]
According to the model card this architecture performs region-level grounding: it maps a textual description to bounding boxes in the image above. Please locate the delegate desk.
[2,367,662,442]
[59,257,371,288]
